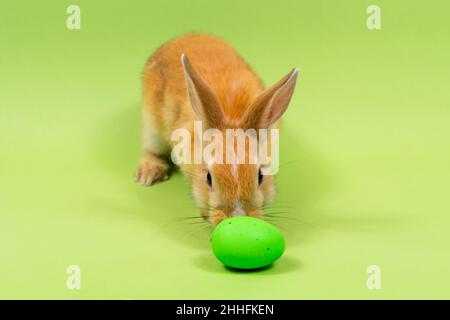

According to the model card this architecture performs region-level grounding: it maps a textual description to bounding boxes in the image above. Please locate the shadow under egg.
[192,253,303,275]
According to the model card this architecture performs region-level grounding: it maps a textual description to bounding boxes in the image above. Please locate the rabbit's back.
[142,33,265,139]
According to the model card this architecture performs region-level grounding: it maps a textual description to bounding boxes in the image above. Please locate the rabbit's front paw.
[134,154,169,186]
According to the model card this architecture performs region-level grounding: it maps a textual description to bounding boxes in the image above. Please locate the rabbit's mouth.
[206,208,263,227]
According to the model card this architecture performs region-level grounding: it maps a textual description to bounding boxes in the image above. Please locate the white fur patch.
[142,110,169,155]
[230,151,238,178]
[232,202,245,217]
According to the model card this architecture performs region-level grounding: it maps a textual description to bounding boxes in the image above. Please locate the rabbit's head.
[180,54,298,226]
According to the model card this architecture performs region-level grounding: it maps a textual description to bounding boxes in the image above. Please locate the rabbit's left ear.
[243,68,299,128]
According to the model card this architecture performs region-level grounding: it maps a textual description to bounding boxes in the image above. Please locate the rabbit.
[135,33,299,226]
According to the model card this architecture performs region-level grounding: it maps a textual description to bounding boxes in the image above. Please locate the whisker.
[262,220,290,232]
[184,223,213,239]
[263,216,313,227]
[174,216,208,220]
[275,159,303,170]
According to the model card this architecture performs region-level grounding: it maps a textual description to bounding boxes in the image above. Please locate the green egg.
[211,216,285,269]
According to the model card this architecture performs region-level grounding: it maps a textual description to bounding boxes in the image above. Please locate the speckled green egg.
[211,216,285,269]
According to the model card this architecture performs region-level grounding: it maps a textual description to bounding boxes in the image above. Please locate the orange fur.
[135,33,298,226]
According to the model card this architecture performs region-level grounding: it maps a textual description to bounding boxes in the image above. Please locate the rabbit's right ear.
[181,53,224,128]
[243,68,299,129]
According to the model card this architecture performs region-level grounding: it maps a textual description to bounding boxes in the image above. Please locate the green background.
[1,0,449,299]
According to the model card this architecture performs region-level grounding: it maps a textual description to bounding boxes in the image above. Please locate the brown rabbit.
[135,33,299,226]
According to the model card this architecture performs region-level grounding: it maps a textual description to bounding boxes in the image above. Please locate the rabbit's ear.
[244,68,299,128]
[181,53,224,128]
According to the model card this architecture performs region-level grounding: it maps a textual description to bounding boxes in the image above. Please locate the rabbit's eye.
[258,168,263,186]
[206,171,212,187]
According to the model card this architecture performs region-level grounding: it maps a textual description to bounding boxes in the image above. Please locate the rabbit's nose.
[231,203,246,217]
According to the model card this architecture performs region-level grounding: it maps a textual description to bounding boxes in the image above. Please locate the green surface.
[211,217,285,269]
[1,0,450,299]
